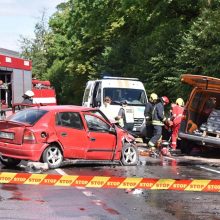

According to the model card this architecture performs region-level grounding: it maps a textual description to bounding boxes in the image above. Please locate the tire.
[121,143,139,166]
[0,156,21,167]
[42,145,63,169]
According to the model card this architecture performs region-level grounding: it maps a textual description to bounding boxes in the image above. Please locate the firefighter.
[22,90,35,104]
[115,100,134,131]
[169,98,185,150]
[148,96,170,151]
[143,93,158,142]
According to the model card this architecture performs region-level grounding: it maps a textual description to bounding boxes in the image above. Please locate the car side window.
[84,114,110,132]
[56,112,83,130]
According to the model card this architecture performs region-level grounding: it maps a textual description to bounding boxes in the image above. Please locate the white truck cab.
[82,76,147,133]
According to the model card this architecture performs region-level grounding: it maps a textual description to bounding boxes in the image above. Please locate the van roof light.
[102,76,139,81]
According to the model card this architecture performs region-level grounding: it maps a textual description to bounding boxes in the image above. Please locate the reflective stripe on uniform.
[152,120,164,126]
[148,141,155,147]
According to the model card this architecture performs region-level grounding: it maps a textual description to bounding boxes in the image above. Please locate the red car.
[0,105,138,169]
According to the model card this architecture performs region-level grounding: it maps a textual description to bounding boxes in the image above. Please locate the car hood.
[181,74,220,90]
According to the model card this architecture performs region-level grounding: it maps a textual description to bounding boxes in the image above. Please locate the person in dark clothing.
[143,93,158,143]
[115,100,134,131]
[22,90,34,104]
[148,96,169,150]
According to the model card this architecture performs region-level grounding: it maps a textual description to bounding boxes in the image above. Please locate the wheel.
[121,143,139,166]
[0,156,21,167]
[42,145,63,169]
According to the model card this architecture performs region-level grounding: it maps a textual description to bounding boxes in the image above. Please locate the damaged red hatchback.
[0,105,138,169]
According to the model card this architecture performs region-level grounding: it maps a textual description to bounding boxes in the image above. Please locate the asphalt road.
[1,154,220,220]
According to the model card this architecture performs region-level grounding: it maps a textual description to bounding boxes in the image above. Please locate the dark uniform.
[144,101,153,141]
[148,102,166,147]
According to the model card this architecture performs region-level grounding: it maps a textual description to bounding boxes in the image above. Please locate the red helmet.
[161,96,169,105]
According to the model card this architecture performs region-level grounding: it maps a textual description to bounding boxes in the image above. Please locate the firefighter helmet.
[176,98,184,106]
[161,96,169,105]
[149,93,158,101]
[24,90,35,97]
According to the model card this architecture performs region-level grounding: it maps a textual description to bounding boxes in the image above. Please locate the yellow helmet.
[149,93,158,101]
[176,98,184,106]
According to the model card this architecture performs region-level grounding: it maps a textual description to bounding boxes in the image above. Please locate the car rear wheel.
[42,145,63,169]
[0,156,21,167]
[121,143,139,166]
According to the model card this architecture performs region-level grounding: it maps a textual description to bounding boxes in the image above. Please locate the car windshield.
[9,109,48,125]
[103,88,147,106]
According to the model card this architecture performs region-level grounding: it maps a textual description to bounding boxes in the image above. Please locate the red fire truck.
[0,48,56,110]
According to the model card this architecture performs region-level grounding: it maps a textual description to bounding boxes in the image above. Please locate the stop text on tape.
[0,172,220,192]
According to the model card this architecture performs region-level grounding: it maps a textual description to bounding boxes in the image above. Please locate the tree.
[23,0,220,105]
[19,10,49,79]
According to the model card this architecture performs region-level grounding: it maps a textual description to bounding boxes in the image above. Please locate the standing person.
[99,96,114,121]
[115,100,134,131]
[169,98,185,150]
[22,90,35,104]
[143,93,158,143]
[148,96,170,150]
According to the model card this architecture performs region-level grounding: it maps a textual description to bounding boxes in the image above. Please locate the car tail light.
[23,129,36,144]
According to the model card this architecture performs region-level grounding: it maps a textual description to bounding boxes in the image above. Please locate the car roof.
[31,105,95,112]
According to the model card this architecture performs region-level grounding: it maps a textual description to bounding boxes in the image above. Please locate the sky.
[0,0,65,52]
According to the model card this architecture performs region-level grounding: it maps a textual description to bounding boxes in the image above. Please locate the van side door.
[92,81,102,107]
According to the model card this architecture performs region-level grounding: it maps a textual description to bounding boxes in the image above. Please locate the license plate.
[0,131,14,140]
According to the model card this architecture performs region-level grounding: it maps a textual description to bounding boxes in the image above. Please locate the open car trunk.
[185,90,220,138]
[181,74,220,90]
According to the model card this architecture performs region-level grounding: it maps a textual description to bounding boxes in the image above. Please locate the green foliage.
[19,0,220,105]
[176,8,220,77]
[19,10,49,79]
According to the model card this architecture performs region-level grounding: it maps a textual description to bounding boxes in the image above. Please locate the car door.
[83,113,117,160]
[55,112,88,159]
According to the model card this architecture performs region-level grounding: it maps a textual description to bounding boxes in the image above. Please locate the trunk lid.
[0,120,28,144]
[181,74,220,90]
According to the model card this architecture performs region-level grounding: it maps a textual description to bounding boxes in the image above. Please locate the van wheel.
[121,143,139,166]
[42,145,63,169]
[0,156,21,167]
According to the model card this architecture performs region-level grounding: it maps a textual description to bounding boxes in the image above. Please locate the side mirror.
[109,127,116,134]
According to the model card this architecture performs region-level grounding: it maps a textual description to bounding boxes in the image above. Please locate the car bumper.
[179,132,220,147]
[0,142,45,161]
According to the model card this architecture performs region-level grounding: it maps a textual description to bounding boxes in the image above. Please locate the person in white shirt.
[99,96,115,122]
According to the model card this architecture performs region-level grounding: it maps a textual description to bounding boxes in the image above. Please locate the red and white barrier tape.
[0,172,220,192]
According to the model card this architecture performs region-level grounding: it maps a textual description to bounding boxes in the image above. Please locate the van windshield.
[103,88,147,106]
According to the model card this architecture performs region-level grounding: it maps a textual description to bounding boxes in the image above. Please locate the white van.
[82,77,147,133]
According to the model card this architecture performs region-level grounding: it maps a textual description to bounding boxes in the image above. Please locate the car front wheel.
[42,145,63,169]
[0,156,21,167]
[121,143,139,166]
